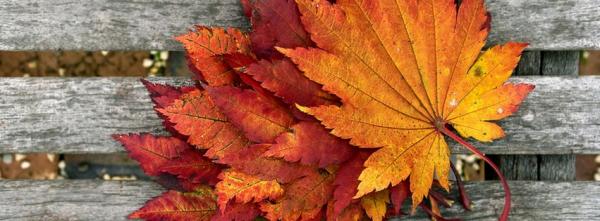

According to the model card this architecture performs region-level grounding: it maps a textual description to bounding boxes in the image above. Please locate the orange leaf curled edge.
[215,170,284,211]
[282,0,534,210]
[260,171,334,221]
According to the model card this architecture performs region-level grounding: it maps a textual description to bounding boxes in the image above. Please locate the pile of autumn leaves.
[115,1,424,220]
[114,0,533,220]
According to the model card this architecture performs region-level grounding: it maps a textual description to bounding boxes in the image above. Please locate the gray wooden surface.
[0,0,247,51]
[0,180,596,220]
[488,51,578,181]
[0,76,599,154]
[0,0,598,50]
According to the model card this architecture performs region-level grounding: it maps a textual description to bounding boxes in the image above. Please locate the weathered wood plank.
[490,51,579,180]
[402,181,600,220]
[0,0,599,50]
[0,180,163,220]
[489,51,543,180]
[0,0,247,51]
[536,51,579,181]
[0,76,599,154]
[0,180,597,220]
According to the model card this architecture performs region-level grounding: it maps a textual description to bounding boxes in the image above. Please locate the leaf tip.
[295,104,312,114]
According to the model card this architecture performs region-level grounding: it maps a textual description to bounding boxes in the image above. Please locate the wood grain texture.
[539,154,576,181]
[488,51,578,181]
[0,0,247,50]
[0,76,599,154]
[535,51,578,181]
[393,181,600,220]
[488,52,541,180]
[0,0,598,50]
[0,180,163,220]
[0,180,597,220]
[486,0,600,50]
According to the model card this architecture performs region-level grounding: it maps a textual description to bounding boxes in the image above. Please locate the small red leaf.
[155,173,204,192]
[129,188,217,221]
[247,0,312,58]
[332,152,370,216]
[326,200,365,221]
[210,202,260,221]
[265,121,354,167]
[113,134,188,176]
[247,59,338,106]
[208,86,295,143]
[390,180,410,216]
[159,149,222,186]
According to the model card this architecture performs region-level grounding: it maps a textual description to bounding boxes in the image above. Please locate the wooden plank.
[488,51,543,180]
[0,0,247,51]
[536,51,579,181]
[489,51,579,181]
[405,181,600,220]
[0,0,599,50]
[0,180,163,220]
[488,154,576,181]
[0,180,597,220]
[0,76,599,154]
[541,51,581,76]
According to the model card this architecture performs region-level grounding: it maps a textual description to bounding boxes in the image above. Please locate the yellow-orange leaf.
[215,170,284,211]
[360,189,389,221]
[282,0,533,206]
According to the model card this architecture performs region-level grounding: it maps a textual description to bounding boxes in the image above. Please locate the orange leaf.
[260,171,334,221]
[176,26,251,86]
[158,89,250,161]
[215,170,284,211]
[282,0,533,206]
[264,121,354,167]
[207,86,295,143]
[129,187,217,221]
[360,189,389,221]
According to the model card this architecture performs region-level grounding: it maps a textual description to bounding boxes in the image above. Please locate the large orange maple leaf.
[281,0,533,217]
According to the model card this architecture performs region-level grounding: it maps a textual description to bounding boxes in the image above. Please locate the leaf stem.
[450,161,471,211]
[440,125,510,221]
